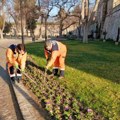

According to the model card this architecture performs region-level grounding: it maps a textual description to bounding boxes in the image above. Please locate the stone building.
[96,0,120,40]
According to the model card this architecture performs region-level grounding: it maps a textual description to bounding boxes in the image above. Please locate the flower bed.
[22,60,104,120]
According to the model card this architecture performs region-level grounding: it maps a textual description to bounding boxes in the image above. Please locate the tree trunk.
[78,19,81,39]
[0,3,5,39]
[0,29,3,39]
[82,0,89,43]
[59,20,63,37]
[20,0,24,44]
[26,28,28,36]
[83,23,88,43]
[59,28,62,37]
[15,24,19,38]
[78,27,81,39]
[32,30,35,42]
[45,17,48,41]
[38,26,42,39]
[0,18,5,39]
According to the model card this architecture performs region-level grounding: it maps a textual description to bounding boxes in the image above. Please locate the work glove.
[45,66,48,70]
[21,68,24,73]
[14,64,19,69]
[45,66,49,70]
[46,58,50,64]
[46,58,49,62]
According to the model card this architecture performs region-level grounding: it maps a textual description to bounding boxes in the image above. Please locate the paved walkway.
[0,39,18,120]
[0,39,46,120]
[13,83,45,120]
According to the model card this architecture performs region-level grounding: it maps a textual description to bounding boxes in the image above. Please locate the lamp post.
[19,0,24,44]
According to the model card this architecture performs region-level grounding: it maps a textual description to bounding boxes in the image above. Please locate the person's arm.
[44,49,49,60]
[6,48,18,66]
[20,52,27,71]
[46,51,58,69]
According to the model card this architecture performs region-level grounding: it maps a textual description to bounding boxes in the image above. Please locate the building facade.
[97,0,120,40]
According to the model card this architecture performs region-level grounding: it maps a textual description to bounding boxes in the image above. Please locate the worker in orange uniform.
[44,40,67,79]
[6,44,27,83]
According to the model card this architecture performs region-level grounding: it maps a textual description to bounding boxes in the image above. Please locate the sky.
[6,0,96,23]
[49,0,96,16]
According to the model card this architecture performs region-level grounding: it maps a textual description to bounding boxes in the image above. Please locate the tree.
[7,0,36,43]
[55,0,78,37]
[26,8,38,37]
[81,0,100,43]
[6,0,20,37]
[37,0,55,40]
[19,0,36,44]
[0,0,6,39]
[36,0,79,39]
[72,4,82,38]
[3,22,12,35]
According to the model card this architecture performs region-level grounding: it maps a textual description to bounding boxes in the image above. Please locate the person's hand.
[21,68,24,73]
[46,58,50,64]
[45,66,49,70]
[46,58,49,62]
[14,64,19,69]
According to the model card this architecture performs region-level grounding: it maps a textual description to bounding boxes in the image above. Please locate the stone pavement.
[13,83,45,120]
[0,39,18,120]
[0,39,47,120]
[0,66,17,120]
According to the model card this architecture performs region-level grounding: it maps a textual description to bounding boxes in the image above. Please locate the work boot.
[17,76,22,83]
[52,69,58,76]
[59,70,65,79]
[11,77,15,84]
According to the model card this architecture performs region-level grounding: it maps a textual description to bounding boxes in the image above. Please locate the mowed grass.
[26,40,120,119]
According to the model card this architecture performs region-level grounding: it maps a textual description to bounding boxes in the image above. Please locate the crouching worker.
[6,44,27,83]
[44,40,67,79]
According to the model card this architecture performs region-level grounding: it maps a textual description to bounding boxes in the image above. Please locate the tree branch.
[62,22,76,31]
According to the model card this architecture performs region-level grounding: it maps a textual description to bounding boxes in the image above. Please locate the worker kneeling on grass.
[44,40,67,79]
[6,44,27,83]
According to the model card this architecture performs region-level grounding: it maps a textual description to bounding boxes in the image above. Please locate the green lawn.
[26,40,120,119]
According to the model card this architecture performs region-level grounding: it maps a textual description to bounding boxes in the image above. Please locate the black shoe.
[52,69,58,76]
[11,77,15,84]
[17,77,22,83]
[17,78,20,83]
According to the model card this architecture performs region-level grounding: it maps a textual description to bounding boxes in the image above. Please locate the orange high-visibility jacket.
[44,41,67,70]
[6,44,27,70]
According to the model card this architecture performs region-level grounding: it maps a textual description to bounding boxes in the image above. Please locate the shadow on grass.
[26,40,120,84]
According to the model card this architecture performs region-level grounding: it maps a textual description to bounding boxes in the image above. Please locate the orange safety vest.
[6,44,27,70]
[44,41,67,70]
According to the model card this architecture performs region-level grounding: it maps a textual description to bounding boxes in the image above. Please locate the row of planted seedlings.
[22,60,104,120]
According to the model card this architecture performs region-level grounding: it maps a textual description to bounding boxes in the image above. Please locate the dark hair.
[16,44,26,51]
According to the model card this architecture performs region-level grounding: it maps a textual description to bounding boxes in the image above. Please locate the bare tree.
[55,0,78,37]
[81,0,100,43]
[6,0,19,37]
[71,4,82,38]
[37,0,55,41]
[6,0,36,43]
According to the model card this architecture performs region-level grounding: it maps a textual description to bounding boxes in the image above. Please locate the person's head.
[45,40,52,50]
[16,44,26,55]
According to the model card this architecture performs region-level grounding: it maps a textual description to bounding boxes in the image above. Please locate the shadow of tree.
[26,40,120,84]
